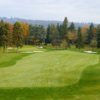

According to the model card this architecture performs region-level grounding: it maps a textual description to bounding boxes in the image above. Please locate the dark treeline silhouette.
[0,17,100,52]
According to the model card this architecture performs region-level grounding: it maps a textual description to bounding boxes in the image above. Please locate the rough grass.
[0,53,29,68]
[0,47,100,100]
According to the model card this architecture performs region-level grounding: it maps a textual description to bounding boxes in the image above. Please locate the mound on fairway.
[0,50,98,88]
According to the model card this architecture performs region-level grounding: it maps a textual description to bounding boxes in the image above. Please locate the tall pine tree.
[60,17,70,47]
[69,22,75,32]
[97,25,100,48]
[87,23,94,44]
[62,17,68,39]
[76,27,83,49]
[45,25,51,44]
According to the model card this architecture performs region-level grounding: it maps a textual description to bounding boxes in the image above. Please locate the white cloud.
[0,0,100,23]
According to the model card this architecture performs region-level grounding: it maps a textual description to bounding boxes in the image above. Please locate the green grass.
[0,46,100,100]
[0,53,29,68]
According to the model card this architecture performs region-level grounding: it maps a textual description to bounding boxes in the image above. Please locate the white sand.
[84,51,97,54]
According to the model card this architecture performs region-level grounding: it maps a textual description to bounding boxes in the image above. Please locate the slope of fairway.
[0,50,98,88]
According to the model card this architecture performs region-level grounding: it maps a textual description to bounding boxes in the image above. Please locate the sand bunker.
[84,51,97,54]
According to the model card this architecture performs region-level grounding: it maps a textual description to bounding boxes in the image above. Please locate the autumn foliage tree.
[21,23,29,45]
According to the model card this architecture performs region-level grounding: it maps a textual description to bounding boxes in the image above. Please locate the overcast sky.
[0,0,100,23]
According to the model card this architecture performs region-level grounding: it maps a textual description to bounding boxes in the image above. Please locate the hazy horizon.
[0,0,100,23]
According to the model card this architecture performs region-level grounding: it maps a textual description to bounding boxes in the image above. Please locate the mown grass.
[0,46,100,100]
[0,50,98,87]
[0,64,99,100]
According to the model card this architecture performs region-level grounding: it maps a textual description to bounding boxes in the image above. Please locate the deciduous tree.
[13,22,24,51]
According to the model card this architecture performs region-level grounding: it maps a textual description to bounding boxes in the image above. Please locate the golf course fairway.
[0,48,100,100]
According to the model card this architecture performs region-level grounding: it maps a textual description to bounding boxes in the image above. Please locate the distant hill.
[0,17,96,28]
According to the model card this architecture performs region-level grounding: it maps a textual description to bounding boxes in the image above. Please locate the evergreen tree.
[45,25,51,44]
[0,20,4,46]
[29,25,46,45]
[3,23,10,49]
[62,17,68,38]
[61,17,70,47]
[0,21,10,52]
[87,23,94,44]
[47,24,60,46]
[59,24,63,39]
[56,23,62,42]
[97,25,100,48]
[68,22,76,45]
[69,22,75,32]
[57,23,60,32]
[76,27,83,48]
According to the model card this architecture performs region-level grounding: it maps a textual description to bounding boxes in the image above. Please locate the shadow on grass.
[0,53,30,68]
[0,64,100,100]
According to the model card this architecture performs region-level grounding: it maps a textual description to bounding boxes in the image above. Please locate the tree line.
[0,17,100,52]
